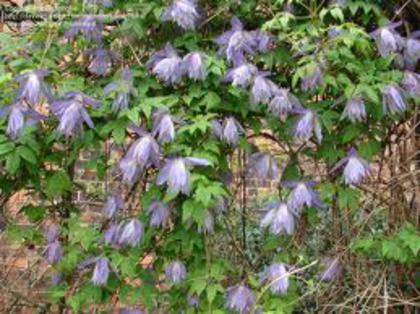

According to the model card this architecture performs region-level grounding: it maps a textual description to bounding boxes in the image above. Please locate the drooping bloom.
[198,210,214,234]
[382,84,407,114]
[251,30,274,53]
[102,194,124,218]
[146,201,170,227]
[402,71,420,96]
[51,91,101,136]
[403,37,420,70]
[118,219,144,247]
[215,17,258,64]
[119,310,144,314]
[157,157,210,195]
[250,72,276,105]
[248,152,280,180]
[124,130,161,170]
[260,201,295,235]
[64,15,104,42]
[341,97,366,123]
[85,48,118,76]
[14,69,51,106]
[225,284,256,314]
[223,62,257,88]
[188,294,200,308]
[92,257,110,286]
[293,108,323,144]
[147,43,183,85]
[301,65,323,92]
[182,52,207,80]
[259,263,289,295]
[103,223,120,246]
[46,224,59,243]
[282,180,325,214]
[119,157,141,186]
[86,0,112,7]
[331,148,370,185]
[212,117,245,146]
[161,0,200,30]
[104,68,137,111]
[152,110,176,143]
[320,257,342,281]
[370,22,404,57]
[165,260,187,283]
[268,88,301,119]
[45,241,63,264]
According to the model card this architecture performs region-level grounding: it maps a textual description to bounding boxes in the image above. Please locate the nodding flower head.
[250,72,277,105]
[301,65,323,92]
[293,109,323,144]
[46,224,59,243]
[248,152,280,180]
[157,157,210,195]
[259,263,290,295]
[148,44,183,85]
[161,0,200,30]
[86,0,112,7]
[224,63,258,88]
[125,133,161,170]
[85,48,118,76]
[182,52,207,81]
[51,91,101,136]
[269,88,301,119]
[118,219,144,247]
[402,71,420,96]
[225,284,256,314]
[102,194,124,218]
[165,260,187,283]
[92,257,110,286]
[14,69,51,106]
[119,156,141,186]
[404,37,420,71]
[45,241,63,264]
[370,22,404,57]
[260,201,295,235]
[64,15,104,42]
[382,84,407,114]
[331,148,369,185]
[146,201,170,228]
[341,97,366,123]
[282,180,325,214]
[212,117,245,147]
[152,110,176,143]
[103,223,120,246]
[320,257,342,281]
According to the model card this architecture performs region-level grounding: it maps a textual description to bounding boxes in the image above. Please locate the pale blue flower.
[119,157,141,186]
[102,194,124,218]
[182,52,207,80]
[225,284,256,314]
[85,48,118,76]
[260,201,295,235]
[165,260,187,283]
[146,201,170,227]
[268,88,301,119]
[282,180,325,214]
[14,69,51,106]
[370,22,404,57]
[402,71,420,96]
[320,257,342,281]
[331,148,369,185]
[341,97,366,123]
[212,117,245,146]
[148,44,183,85]
[161,0,200,30]
[224,63,257,88]
[301,65,323,92]
[248,152,279,180]
[45,241,63,264]
[152,110,176,143]
[250,72,276,105]
[293,108,322,144]
[382,84,407,114]
[65,15,104,42]
[104,68,136,111]
[118,219,144,247]
[92,257,110,286]
[259,263,289,295]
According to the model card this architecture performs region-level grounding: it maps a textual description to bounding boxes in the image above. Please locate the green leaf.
[6,152,21,174]
[21,205,46,222]
[46,171,72,197]
[338,187,360,211]
[0,142,14,155]
[17,146,37,164]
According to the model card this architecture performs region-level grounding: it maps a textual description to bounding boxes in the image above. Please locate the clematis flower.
[0,102,45,139]
[118,219,144,247]
[293,108,323,144]
[370,22,404,57]
[282,180,325,214]
[215,17,257,64]
[182,52,207,80]
[45,241,63,264]
[119,157,141,186]
[161,0,200,30]
[331,148,370,185]
[382,84,407,114]
[401,71,420,96]
[250,30,274,52]
[301,65,323,92]
[64,15,104,42]
[104,68,136,111]
[260,201,295,235]
[341,97,366,123]
[165,260,187,283]
[188,294,199,308]
[197,210,214,234]
[124,129,161,170]
[269,88,301,120]
[157,157,210,195]
[147,43,183,85]
[119,310,144,314]
[92,257,110,286]
[51,91,101,136]
[225,284,256,314]
[250,72,276,105]
[320,257,342,281]
[212,117,245,147]
[259,263,290,295]
[46,224,59,243]
[102,194,124,218]
[14,69,52,106]
[223,63,257,88]
[146,201,170,227]
[103,223,120,246]
[248,152,280,180]
[85,48,118,76]
[403,36,420,70]
[86,0,112,7]
[152,110,177,143]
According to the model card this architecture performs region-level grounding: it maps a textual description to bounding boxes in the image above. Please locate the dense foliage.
[0,0,419,313]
